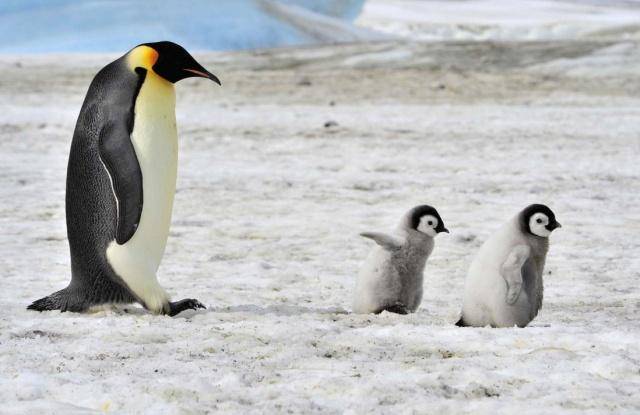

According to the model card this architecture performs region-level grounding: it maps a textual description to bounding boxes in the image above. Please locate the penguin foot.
[168,299,206,316]
[377,303,409,315]
[455,317,468,327]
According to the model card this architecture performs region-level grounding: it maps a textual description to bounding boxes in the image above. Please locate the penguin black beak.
[546,221,562,231]
[184,68,221,85]
[438,227,450,234]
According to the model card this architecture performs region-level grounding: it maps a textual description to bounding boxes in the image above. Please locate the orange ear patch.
[127,45,159,71]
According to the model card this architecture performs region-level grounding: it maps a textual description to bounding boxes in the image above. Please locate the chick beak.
[547,221,562,231]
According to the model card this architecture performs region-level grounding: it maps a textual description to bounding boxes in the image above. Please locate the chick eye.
[428,221,433,226]
[536,218,542,224]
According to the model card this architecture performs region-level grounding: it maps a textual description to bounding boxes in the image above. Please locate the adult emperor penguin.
[28,41,220,316]
[353,205,449,314]
[456,204,561,328]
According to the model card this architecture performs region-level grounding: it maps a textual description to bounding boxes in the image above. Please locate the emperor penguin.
[28,41,221,316]
[456,204,561,328]
[353,205,449,315]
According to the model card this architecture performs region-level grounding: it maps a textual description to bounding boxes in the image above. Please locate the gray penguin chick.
[353,205,449,314]
[456,204,561,328]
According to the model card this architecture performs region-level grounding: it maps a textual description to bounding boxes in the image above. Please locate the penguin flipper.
[360,232,404,251]
[98,121,143,245]
[501,245,531,305]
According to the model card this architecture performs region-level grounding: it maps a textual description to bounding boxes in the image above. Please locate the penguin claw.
[168,298,206,316]
[377,303,410,315]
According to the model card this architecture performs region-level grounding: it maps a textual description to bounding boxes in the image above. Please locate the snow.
[1,5,640,413]
[530,41,640,76]
[1,39,639,412]
[357,0,640,41]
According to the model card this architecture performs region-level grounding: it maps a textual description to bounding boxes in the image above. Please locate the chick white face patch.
[529,212,551,237]
[417,215,438,237]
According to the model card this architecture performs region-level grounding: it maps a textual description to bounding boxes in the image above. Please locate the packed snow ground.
[1,38,640,413]
[357,0,640,41]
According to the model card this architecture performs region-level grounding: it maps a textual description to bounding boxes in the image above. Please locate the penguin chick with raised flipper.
[353,205,449,314]
[457,204,561,328]
[28,41,221,316]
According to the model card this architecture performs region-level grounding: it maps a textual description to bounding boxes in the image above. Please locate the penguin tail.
[28,293,63,312]
[27,288,82,312]
[455,317,468,327]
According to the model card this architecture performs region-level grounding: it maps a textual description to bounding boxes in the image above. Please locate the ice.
[0,0,368,53]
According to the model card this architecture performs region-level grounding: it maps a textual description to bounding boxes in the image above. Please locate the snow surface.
[1,23,640,415]
[357,0,640,41]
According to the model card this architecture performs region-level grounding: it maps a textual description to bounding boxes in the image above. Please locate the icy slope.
[0,0,368,53]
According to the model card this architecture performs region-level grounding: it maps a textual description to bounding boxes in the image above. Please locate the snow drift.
[357,0,640,41]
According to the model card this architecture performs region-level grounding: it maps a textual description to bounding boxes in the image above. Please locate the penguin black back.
[29,55,144,311]
[29,42,219,314]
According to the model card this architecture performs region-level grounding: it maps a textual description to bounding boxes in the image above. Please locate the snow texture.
[357,0,640,41]
[1,6,640,415]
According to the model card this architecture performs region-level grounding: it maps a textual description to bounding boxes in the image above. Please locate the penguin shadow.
[86,304,350,318]
[90,304,151,316]
[206,304,350,316]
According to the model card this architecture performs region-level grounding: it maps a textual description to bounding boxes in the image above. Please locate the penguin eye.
[428,221,433,226]
[536,218,542,224]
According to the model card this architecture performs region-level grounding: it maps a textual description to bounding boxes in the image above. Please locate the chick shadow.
[206,304,350,316]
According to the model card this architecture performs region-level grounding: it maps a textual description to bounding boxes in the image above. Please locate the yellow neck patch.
[127,45,159,72]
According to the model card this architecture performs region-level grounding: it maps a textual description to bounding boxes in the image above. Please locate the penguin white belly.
[462,222,531,327]
[353,248,401,314]
[106,72,177,312]
[464,257,530,327]
[462,255,502,326]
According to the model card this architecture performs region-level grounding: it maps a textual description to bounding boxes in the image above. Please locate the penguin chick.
[28,41,220,316]
[457,204,561,328]
[353,205,449,314]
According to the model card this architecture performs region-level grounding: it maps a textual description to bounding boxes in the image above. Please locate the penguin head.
[409,205,449,237]
[521,204,562,238]
[127,41,220,85]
